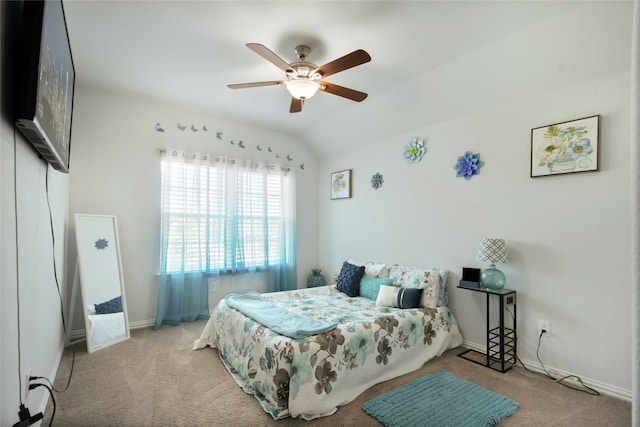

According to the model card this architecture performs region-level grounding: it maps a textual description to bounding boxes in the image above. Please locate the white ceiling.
[62,1,588,157]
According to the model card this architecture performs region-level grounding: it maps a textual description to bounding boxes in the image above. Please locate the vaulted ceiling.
[62,1,601,157]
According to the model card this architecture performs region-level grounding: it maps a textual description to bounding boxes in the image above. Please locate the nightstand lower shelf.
[489,326,516,366]
[458,326,516,373]
[458,348,516,373]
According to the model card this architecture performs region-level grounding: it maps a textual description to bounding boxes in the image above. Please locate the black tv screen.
[16,0,75,173]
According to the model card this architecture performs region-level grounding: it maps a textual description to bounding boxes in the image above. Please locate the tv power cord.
[11,128,68,427]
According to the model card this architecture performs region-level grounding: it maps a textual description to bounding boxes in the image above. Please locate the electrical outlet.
[25,369,31,398]
[538,319,551,337]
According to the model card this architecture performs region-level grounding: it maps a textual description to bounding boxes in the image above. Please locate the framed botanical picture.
[530,115,600,178]
[330,169,352,199]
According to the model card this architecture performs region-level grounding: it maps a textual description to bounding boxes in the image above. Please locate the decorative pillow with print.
[336,261,366,297]
[388,265,441,308]
[348,259,390,278]
[436,269,449,306]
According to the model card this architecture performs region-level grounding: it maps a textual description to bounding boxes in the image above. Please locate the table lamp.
[477,238,508,290]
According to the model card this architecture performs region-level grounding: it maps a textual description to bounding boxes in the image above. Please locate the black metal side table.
[457,286,517,373]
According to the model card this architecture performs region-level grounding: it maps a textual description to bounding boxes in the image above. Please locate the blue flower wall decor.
[95,238,109,250]
[371,173,383,189]
[403,138,425,164]
[454,151,484,180]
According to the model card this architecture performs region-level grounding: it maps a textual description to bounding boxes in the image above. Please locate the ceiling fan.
[228,43,371,113]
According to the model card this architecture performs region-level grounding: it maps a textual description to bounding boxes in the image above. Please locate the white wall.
[318,5,632,397]
[1,2,70,424]
[67,84,319,331]
[1,122,69,426]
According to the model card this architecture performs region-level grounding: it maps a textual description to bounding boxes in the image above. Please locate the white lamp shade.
[285,78,320,100]
[477,238,508,263]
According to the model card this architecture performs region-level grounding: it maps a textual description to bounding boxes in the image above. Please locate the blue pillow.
[395,287,423,309]
[336,262,365,297]
[95,296,122,314]
[359,276,395,300]
[375,286,423,308]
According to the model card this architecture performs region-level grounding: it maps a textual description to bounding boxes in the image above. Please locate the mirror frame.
[74,214,130,353]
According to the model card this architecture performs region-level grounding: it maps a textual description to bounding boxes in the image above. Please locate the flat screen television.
[16,0,75,173]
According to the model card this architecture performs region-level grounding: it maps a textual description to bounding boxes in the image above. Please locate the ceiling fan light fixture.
[285,78,320,100]
[229,43,371,113]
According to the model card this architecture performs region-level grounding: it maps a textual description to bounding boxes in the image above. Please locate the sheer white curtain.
[223,157,296,286]
[154,149,296,329]
[154,149,211,329]
[631,1,639,424]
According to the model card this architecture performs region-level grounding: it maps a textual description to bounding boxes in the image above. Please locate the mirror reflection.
[74,214,130,353]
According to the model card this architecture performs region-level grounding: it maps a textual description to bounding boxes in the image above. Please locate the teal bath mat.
[362,370,518,427]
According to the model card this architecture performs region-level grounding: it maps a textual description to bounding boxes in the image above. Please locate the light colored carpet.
[45,319,630,426]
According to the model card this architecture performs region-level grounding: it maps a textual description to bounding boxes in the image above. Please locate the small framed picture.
[530,115,600,178]
[330,169,352,199]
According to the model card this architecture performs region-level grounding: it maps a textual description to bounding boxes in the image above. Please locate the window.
[159,151,295,275]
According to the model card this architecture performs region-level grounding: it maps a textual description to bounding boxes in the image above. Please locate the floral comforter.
[193,286,463,420]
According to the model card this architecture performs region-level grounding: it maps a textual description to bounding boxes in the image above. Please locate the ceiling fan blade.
[289,97,303,113]
[313,49,371,78]
[320,82,368,102]
[246,43,293,74]
[228,81,284,89]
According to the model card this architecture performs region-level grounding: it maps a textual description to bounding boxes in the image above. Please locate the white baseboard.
[129,319,155,330]
[29,337,67,421]
[68,329,86,342]
[68,318,158,342]
[461,339,631,402]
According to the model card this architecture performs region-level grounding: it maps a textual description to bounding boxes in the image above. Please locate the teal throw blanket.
[224,292,337,339]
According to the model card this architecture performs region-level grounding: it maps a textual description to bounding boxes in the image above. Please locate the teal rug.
[362,370,518,427]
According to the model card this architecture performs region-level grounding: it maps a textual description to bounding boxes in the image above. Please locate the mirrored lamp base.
[481,264,506,290]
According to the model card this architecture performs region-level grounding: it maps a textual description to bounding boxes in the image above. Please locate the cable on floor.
[504,306,599,396]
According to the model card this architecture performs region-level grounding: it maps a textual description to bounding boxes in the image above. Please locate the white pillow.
[376,285,398,307]
[87,304,96,315]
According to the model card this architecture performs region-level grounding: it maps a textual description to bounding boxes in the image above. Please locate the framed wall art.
[530,115,600,178]
[331,169,352,199]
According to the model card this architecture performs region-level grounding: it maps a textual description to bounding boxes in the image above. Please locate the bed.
[194,262,463,420]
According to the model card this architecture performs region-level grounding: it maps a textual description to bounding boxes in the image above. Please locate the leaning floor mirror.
[74,214,130,353]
